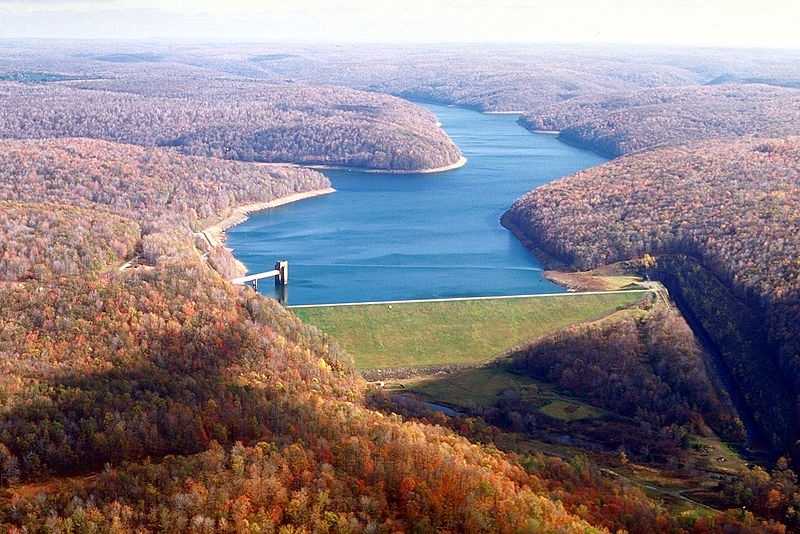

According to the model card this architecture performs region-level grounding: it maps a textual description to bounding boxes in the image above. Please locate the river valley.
[227,103,606,305]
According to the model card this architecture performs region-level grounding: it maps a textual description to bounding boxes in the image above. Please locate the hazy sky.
[1,0,798,48]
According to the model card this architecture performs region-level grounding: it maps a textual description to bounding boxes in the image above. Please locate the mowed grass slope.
[294,293,646,369]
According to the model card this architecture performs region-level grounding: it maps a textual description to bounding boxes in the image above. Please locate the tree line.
[520,84,800,157]
[0,80,462,171]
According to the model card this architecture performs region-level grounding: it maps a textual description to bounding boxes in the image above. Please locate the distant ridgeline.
[0,71,88,83]
[504,137,800,457]
[0,79,462,172]
[519,84,800,158]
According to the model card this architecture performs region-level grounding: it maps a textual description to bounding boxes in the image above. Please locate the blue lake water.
[227,103,606,305]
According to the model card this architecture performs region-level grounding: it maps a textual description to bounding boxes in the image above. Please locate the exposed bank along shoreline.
[202,187,337,249]
[208,103,590,288]
[200,152,469,249]
[308,155,467,175]
[200,152,467,280]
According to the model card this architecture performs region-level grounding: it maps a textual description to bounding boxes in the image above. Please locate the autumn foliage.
[510,305,745,451]
[0,81,463,171]
[1,43,797,531]
[505,137,800,457]
[521,84,800,156]
[0,202,140,281]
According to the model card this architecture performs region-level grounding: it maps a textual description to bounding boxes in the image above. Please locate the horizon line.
[1,37,799,53]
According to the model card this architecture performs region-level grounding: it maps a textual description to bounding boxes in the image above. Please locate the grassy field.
[409,366,540,408]
[408,366,604,421]
[538,400,602,421]
[294,292,646,369]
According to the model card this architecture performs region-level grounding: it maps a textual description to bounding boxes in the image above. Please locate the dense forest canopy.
[5,42,800,112]
[520,84,800,156]
[236,44,800,111]
[510,305,744,448]
[0,202,140,282]
[0,80,462,171]
[0,138,329,231]
[0,41,798,531]
[505,137,800,457]
[505,138,800,303]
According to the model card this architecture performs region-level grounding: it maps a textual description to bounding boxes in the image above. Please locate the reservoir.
[227,103,606,305]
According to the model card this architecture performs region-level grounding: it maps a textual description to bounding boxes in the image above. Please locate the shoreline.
[202,187,336,248]
[499,211,573,273]
[517,122,618,160]
[307,155,467,175]
[554,134,619,159]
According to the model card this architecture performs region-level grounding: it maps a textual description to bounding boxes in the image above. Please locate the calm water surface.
[227,104,606,304]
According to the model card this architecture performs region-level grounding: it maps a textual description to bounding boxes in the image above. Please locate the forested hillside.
[510,305,744,448]
[0,137,610,532]
[504,137,800,457]
[1,42,798,531]
[520,84,800,156]
[0,138,329,229]
[0,202,140,281]
[4,42,800,114]
[236,46,703,112]
[185,44,800,112]
[0,81,462,171]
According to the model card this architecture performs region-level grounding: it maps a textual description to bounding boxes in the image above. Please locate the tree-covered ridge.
[0,43,706,112]
[506,138,800,300]
[0,264,356,476]
[171,44,800,112]
[0,137,328,229]
[6,42,800,115]
[504,137,800,456]
[520,84,800,156]
[510,306,744,445]
[3,412,604,533]
[0,202,140,282]
[0,81,462,171]
[0,138,331,275]
[0,247,607,532]
[239,46,701,112]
